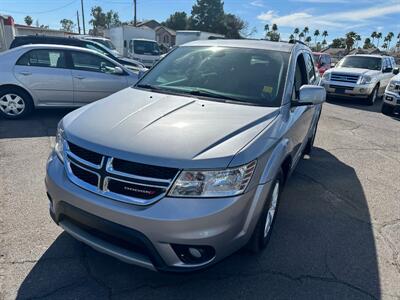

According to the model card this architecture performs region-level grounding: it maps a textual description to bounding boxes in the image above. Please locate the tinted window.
[133,40,160,56]
[16,49,66,68]
[304,53,316,83]
[71,51,119,74]
[338,56,382,71]
[137,46,289,107]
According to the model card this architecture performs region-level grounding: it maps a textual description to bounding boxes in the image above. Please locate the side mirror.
[383,67,393,73]
[114,66,124,75]
[138,68,148,79]
[295,85,326,106]
[330,63,336,68]
[393,68,399,75]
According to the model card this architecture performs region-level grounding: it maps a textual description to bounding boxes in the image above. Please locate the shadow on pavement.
[0,108,74,139]
[17,148,380,299]
[326,95,383,113]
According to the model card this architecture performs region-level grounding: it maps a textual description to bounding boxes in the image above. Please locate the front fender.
[259,138,290,184]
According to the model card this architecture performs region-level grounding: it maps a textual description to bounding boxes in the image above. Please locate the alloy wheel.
[264,181,279,237]
[0,93,25,116]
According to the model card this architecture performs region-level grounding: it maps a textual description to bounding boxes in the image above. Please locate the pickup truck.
[321,54,398,105]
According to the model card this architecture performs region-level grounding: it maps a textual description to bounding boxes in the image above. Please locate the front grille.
[68,142,103,165]
[64,141,179,205]
[330,73,360,84]
[330,85,354,90]
[70,163,99,187]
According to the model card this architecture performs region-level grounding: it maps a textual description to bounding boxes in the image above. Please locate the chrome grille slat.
[330,73,360,84]
[64,141,179,205]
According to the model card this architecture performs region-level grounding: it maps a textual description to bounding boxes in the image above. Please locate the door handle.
[19,71,31,76]
[74,75,85,80]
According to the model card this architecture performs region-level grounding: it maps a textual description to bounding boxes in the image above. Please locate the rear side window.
[304,53,316,83]
[71,51,119,74]
[16,49,67,68]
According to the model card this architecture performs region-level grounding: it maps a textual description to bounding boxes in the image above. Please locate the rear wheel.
[367,85,378,106]
[247,170,283,253]
[381,103,394,116]
[0,88,33,119]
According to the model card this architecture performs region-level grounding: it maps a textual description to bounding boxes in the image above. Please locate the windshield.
[134,40,160,56]
[88,38,116,50]
[313,54,320,63]
[136,46,289,107]
[337,56,382,71]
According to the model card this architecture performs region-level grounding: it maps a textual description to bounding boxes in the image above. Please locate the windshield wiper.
[135,84,163,91]
[185,89,244,103]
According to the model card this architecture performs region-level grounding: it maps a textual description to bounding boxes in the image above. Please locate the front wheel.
[0,88,33,119]
[381,103,394,116]
[247,170,283,253]
[367,85,378,106]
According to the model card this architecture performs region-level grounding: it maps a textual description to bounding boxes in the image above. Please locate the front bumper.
[383,91,400,107]
[322,81,375,98]
[45,154,271,272]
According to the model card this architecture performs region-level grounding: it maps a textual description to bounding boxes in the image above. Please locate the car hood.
[63,88,279,169]
[330,67,380,76]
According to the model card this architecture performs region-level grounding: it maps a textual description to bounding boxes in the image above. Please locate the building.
[14,24,77,38]
[137,20,176,49]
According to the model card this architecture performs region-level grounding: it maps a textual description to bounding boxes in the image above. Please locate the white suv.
[321,55,397,105]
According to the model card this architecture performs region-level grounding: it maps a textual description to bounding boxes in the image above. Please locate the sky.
[1,0,400,45]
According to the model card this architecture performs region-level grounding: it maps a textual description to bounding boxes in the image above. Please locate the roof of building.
[15,24,77,35]
[155,25,176,36]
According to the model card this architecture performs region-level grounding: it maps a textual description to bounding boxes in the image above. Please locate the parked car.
[10,35,146,72]
[381,72,400,116]
[321,54,397,105]
[313,52,331,75]
[80,36,120,56]
[46,39,325,272]
[127,38,161,67]
[0,44,138,119]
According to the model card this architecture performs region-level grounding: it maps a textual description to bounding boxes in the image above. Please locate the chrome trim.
[65,142,104,170]
[65,160,101,192]
[106,158,171,185]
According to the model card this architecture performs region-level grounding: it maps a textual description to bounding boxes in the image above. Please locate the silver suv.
[321,54,397,105]
[45,40,326,272]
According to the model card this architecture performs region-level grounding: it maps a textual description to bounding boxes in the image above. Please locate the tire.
[366,85,378,106]
[247,169,283,253]
[0,87,33,119]
[381,103,394,116]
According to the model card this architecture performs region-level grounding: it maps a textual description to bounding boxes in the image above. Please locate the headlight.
[358,75,375,85]
[169,161,257,198]
[54,121,65,163]
[322,72,331,81]
[386,81,398,92]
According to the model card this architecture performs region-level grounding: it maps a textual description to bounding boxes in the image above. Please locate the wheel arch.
[0,84,36,106]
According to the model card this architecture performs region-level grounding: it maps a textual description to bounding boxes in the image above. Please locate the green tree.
[289,34,295,41]
[90,6,107,29]
[355,34,361,48]
[371,31,377,46]
[382,42,388,50]
[162,12,188,30]
[303,26,309,36]
[305,36,312,45]
[266,23,279,41]
[345,31,357,50]
[190,0,225,33]
[331,38,346,48]
[314,29,320,45]
[60,19,75,32]
[223,14,246,39]
[264,24,269,39]
[105,10,121,28]
[299,32,305,41]
[322,30,328,40]
[24,16,33,26]
[386,32,394,49]
[322,39,327,47]
[363,37,373,49]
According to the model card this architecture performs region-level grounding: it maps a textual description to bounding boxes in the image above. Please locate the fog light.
[171,244,215,265]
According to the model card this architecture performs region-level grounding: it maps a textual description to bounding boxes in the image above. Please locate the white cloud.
[257,3,400,29]
[250,0,265,7]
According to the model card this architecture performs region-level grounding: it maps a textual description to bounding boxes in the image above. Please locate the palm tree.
[303,26,309,37]
[371,31,377,46]
[322,30,328,40]
[355,34,361,48]
[305,36,312,45]
[386,32,394,49]
[314,29,320,45]
[289,34,295,41]
[322,39,327,47]
[382,43,388,50]
[376,32,382,48]
[299,32,305,41]
[294,28,299,40]
[272,23,278,32]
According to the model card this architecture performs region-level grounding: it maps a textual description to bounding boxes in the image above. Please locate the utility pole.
[81,0,86,34]
[76,10,81,34]
[133,0,137,26]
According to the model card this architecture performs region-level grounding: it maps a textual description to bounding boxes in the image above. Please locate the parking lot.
[0,97,399,299]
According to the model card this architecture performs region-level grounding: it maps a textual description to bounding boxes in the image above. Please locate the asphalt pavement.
[0,97,399,299]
